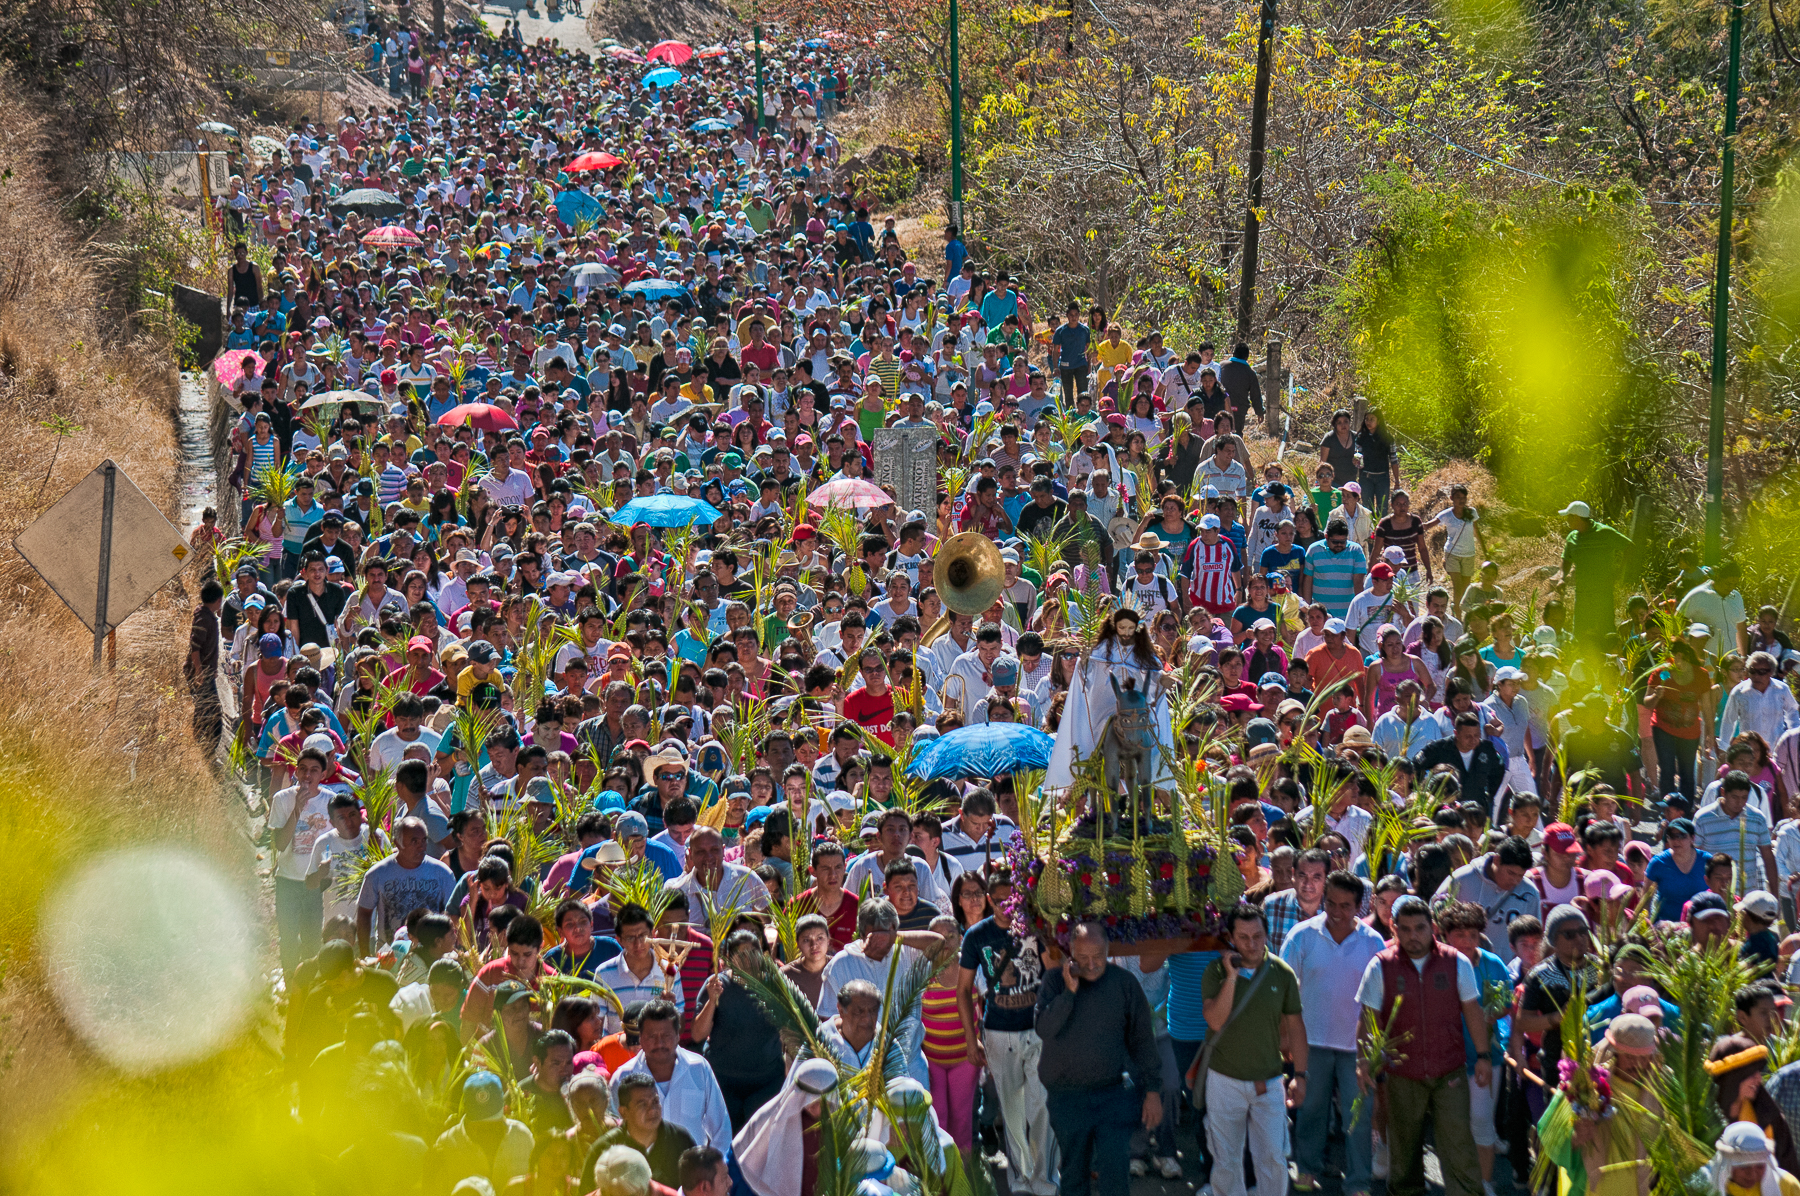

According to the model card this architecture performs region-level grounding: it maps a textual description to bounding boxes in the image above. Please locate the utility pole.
[948,0,964,230]
[1234,0,1277,346]
[754,24,767,131]
[1706,0,1744,566]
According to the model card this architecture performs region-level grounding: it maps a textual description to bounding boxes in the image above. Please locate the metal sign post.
[92,462,116,667]
[16,459,189,668]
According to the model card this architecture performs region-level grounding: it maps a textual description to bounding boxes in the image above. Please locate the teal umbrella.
[906,723,1055,780]
[609,495,723,528]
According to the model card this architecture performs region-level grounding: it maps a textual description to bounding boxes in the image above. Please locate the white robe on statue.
[1047,640,1176,790]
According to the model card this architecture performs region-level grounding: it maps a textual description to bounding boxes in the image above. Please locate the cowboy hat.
[642,748,689,787]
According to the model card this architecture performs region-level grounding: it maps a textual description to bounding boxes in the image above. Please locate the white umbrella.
[299,390,374,410]
[572,262,620,285]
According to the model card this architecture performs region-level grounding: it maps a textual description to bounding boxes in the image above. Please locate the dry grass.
[0,84,235,1157]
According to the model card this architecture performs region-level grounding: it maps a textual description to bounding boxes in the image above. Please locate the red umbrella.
[361,224,422,248]
[646,40,694,64]
[436,403,518,432]
[568,151,626,172]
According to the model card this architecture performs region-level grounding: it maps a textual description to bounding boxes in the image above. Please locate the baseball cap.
[991,657,1020,686]
[1323,618,1347,636]
[1737,890,1780,921]
[1369,562,1393,579]
[1219,694,1263,713]
[1558,500,1592,518]
[1689,891,1731,922]
[1665,816,1697,838]
[1199,514,1221,529]
[462,1071,506,1120]
[407,635,435,653]
[1542,822,1581,854]
[615,811,649,839]
[259,633,284,658]
[466,640,499,665]
[1257,672,1288,689]
[1244,717,1279,747]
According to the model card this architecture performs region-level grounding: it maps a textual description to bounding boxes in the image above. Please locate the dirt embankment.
[586,0,738,47]
[0,82,242,1161]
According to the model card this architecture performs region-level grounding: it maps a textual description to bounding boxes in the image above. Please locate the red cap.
[1370,562,1394,579]
[1220,694,1263,713]
[380,369,398,385]
[406,635,434,653]
[792,523,817,541]
[1543,823,1580,854]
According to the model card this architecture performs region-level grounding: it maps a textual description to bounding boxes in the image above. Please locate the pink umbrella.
[806,477,896,511]
[362,224,423,248]
[436,403,519,432]
[213,350,264,388]
[604,45,645,62]
[646,40,694,64]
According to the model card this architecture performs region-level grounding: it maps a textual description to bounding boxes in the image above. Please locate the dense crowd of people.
[178,15,1800,1196]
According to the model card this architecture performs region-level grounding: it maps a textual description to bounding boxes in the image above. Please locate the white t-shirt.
[1436,507,1481,561]
[1355,949,1479,1009]
[369,726,443,773]
[270,785,342,881]
[1126,574,1177,617]
[478,468,534,507]
[307,827,372,919]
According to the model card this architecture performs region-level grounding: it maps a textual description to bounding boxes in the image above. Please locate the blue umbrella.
[801,38,829,49]
[690,118,734,133]
[609,495,724,528]
[554,189,605,225]
[906,723,1055,781]
[641,67,682,89]
[623,278,688,301]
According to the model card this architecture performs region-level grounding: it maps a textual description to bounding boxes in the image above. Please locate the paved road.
[479,0,598,52]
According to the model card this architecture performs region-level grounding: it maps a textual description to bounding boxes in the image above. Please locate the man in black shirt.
[284,550,351,649]
[1036,921,1164,1196]
[583,1071,696,1190]
[1015,478,1066,538]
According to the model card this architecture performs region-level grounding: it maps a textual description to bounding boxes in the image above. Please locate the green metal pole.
[949,0,963,217]
[754,24,766,132]
[1706,0,1744,565]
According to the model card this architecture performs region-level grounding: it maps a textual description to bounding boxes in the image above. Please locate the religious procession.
[174,13,1800,1196]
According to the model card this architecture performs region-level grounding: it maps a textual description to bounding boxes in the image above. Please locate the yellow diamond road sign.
[15,460,188,633]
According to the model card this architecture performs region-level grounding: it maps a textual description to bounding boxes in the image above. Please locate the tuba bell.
[935,531,1005,617]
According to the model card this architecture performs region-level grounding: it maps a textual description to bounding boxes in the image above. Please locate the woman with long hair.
[1451,636,1494,704]
[1416,616,1455,702]
[948,871,991,930]
[1364,626,1433,717]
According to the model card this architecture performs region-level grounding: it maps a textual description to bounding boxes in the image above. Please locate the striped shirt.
[1185,536,1241,610]
[921,982,968,1064]
[378,463,409,507]
[250,434,280,478]
[1694,799,1772,890]
[1304,540,1368,617]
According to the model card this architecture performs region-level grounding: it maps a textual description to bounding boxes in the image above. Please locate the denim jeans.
[274,874,323,975]
[1653,724,1697,798]
[1295,1047,1371,1192]
[1358,470,1391,517]
[1046,1084,1141,1196]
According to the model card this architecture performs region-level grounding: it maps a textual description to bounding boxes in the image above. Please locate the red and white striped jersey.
[1185,536,1241,610]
